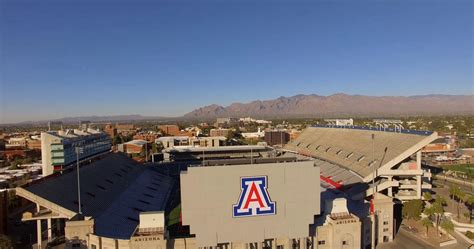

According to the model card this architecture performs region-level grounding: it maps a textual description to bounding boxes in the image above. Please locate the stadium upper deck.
[285,125,438,200]
[286,125,436,179]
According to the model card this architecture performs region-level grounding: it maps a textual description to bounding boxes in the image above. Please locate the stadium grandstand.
[284,125,438,201]
[16,153,176,248]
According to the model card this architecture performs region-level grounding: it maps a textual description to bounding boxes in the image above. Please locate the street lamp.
[75,146,83,215]
[371,133,376,249]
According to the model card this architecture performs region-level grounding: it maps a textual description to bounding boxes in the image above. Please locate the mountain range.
[183,94,474,119]
[4,94,473,125]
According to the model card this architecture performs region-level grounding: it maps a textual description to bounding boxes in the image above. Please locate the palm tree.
[421,217,433,236]
[465,195,474,224]
[423,192,433,202]
[432,196,446,236]
[449,185,458,200]
[455,189,466,219]
[440,219,454,238]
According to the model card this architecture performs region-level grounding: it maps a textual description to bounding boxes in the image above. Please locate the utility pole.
[371,133,376,249]
[75,146,83,215]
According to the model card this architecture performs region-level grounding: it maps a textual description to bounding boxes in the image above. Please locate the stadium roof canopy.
[16,153,175,239]
[285,125,437,182]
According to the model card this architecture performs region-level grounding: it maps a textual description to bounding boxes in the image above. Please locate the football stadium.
[15,124,437,249]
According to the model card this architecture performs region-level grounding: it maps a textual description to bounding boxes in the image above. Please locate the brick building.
[264,131,290,146]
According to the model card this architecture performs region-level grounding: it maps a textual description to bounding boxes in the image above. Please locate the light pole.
[371,133,376,249]
[75,146,83,215]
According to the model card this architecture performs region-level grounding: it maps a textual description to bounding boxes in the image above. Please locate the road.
[377,229,434,249]
[377,228,473,249]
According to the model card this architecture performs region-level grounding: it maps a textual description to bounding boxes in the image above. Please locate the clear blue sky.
[1,0,472,123]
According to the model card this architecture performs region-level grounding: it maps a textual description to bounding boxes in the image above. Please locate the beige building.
[316,198,361,249]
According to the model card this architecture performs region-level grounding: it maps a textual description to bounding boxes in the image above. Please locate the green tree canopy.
[402,199,424,220]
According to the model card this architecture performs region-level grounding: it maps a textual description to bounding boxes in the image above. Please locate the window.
[357,156,365,162]
[342,241,347,245]
[383,221,389,225]
[346,152,354,159]
[317,241,325,245]
[383,228,389,232]
[336,149,343,155]
[315,145,321,150]
[91,245,97,249]
[325,147,331,152]
[276,246,284,249]
[368,160,377,167]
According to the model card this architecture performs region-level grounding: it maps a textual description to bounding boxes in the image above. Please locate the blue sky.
[1,0,472,123]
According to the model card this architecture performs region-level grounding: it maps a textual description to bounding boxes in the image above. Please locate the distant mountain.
[12,114,174,125]
[183,94,474,119]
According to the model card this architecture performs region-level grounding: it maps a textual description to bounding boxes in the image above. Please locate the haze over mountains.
[5,94,473,125]
[184,94,474,119]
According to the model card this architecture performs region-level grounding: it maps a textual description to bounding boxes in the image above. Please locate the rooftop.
[19,153,175,239]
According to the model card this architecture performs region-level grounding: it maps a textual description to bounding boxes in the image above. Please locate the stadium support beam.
[47,218,52,242]
[36,204,42,249]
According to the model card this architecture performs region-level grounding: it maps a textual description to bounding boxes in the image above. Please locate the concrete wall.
[180,161,320,247]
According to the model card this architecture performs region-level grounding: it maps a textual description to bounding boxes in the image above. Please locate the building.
[116,124,136,136]
[118,140,148,154]
[6,137,27,149]
[315,198,361,249]
[264,131,290,146]
[188,136,226,148]
[241,128,265,139]
[133,133,158,143]
[26,136,42,150]
[210,128,230,137]
[324,118,354,126]
[104,124,117,138]
[41,128,111,176]
[215,117,239,128]
[162,145,275,161]
[15,153,175,249]
[159,125,181,136]
[156,136,190,149]
[180,158,321,247]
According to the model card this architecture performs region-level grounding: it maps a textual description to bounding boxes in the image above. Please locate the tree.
[421,217,433,236]
[440,219,454,235]
[431,196,446,236]
[112,135,123,145]
[465,195,474,223]
[454,189,466,219]
[449,185,457,200]
[423,192,433,202]
[402,199,424,220]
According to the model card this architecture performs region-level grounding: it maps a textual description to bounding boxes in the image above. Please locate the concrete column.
[387,176,393,197]
[36,204,42,249]
[416,150,421,170]
[416,150,422,199]
[47,218,52,242]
